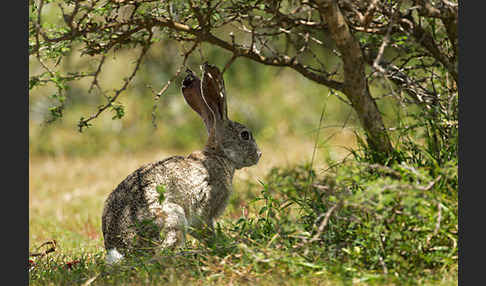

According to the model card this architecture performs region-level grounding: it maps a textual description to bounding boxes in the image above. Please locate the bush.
[270,161,455,269]
[210,156,455,284]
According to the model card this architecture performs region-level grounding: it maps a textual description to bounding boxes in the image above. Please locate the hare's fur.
[101,63,260,263]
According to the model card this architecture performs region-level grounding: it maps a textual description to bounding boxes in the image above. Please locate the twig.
[427,202,443,245]
[378,255,388,274]
[305,99,327,200]
[34,0,44,60]
[373,0,402,74]
[362,0,379,29]
[88,54,107,94]
[29,240,57,257]
[308,204,338,244]
[222,54,238,75]
[378,234,388,274]
[155,40,198,99]
[434,202,442,234]
[151,41,199,127]
[417,175,442,191]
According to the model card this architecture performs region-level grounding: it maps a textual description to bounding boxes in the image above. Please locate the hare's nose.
[257,150,262,159]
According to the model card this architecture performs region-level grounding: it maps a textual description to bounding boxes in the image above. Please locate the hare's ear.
[201,62,228,122]
[181,69,215,134]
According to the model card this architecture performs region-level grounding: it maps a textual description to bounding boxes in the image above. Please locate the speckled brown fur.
[101,63,261,260]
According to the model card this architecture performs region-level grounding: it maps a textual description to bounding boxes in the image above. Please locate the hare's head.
[181,63,261,169]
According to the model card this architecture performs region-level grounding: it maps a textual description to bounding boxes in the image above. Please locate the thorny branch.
[30,0,457,152]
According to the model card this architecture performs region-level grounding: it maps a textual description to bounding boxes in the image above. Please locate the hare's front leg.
[159,202,188,249]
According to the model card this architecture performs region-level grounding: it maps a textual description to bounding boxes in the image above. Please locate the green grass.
[29,153,457,285]
[28,248,457,285]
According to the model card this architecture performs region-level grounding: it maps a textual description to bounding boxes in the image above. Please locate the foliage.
[245,157,457,280]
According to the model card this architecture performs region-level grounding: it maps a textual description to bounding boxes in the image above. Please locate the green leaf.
[156,185,166,203]
[111,103,125,120]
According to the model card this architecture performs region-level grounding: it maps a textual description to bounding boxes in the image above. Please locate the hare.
[102,63,261,264]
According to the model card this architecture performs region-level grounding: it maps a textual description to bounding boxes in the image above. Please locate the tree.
[29,0,458,163]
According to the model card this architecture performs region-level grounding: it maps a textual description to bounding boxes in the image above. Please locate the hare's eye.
[240,130,251,141]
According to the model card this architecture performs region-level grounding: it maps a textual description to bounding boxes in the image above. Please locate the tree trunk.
[317,0,394,161]
[344,82,394,161]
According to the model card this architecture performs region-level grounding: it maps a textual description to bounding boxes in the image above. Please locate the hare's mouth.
[227,150,261,169]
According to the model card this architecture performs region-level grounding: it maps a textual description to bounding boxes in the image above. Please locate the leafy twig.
[78,31,154,132]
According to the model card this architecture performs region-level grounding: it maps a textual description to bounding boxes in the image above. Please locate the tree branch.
[151,16,345,91]
[399,16,458,83]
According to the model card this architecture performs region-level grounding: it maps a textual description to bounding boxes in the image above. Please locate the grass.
[29,146,458,285]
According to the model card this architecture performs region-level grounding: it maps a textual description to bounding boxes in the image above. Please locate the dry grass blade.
[82,274,99,286]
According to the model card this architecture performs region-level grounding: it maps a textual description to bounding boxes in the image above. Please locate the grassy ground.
[29,139,457,285]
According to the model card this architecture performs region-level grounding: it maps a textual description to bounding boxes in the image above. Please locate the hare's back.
[104,155,187,211]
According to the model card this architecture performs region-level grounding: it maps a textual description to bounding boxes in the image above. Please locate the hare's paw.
[161,229,185,249]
